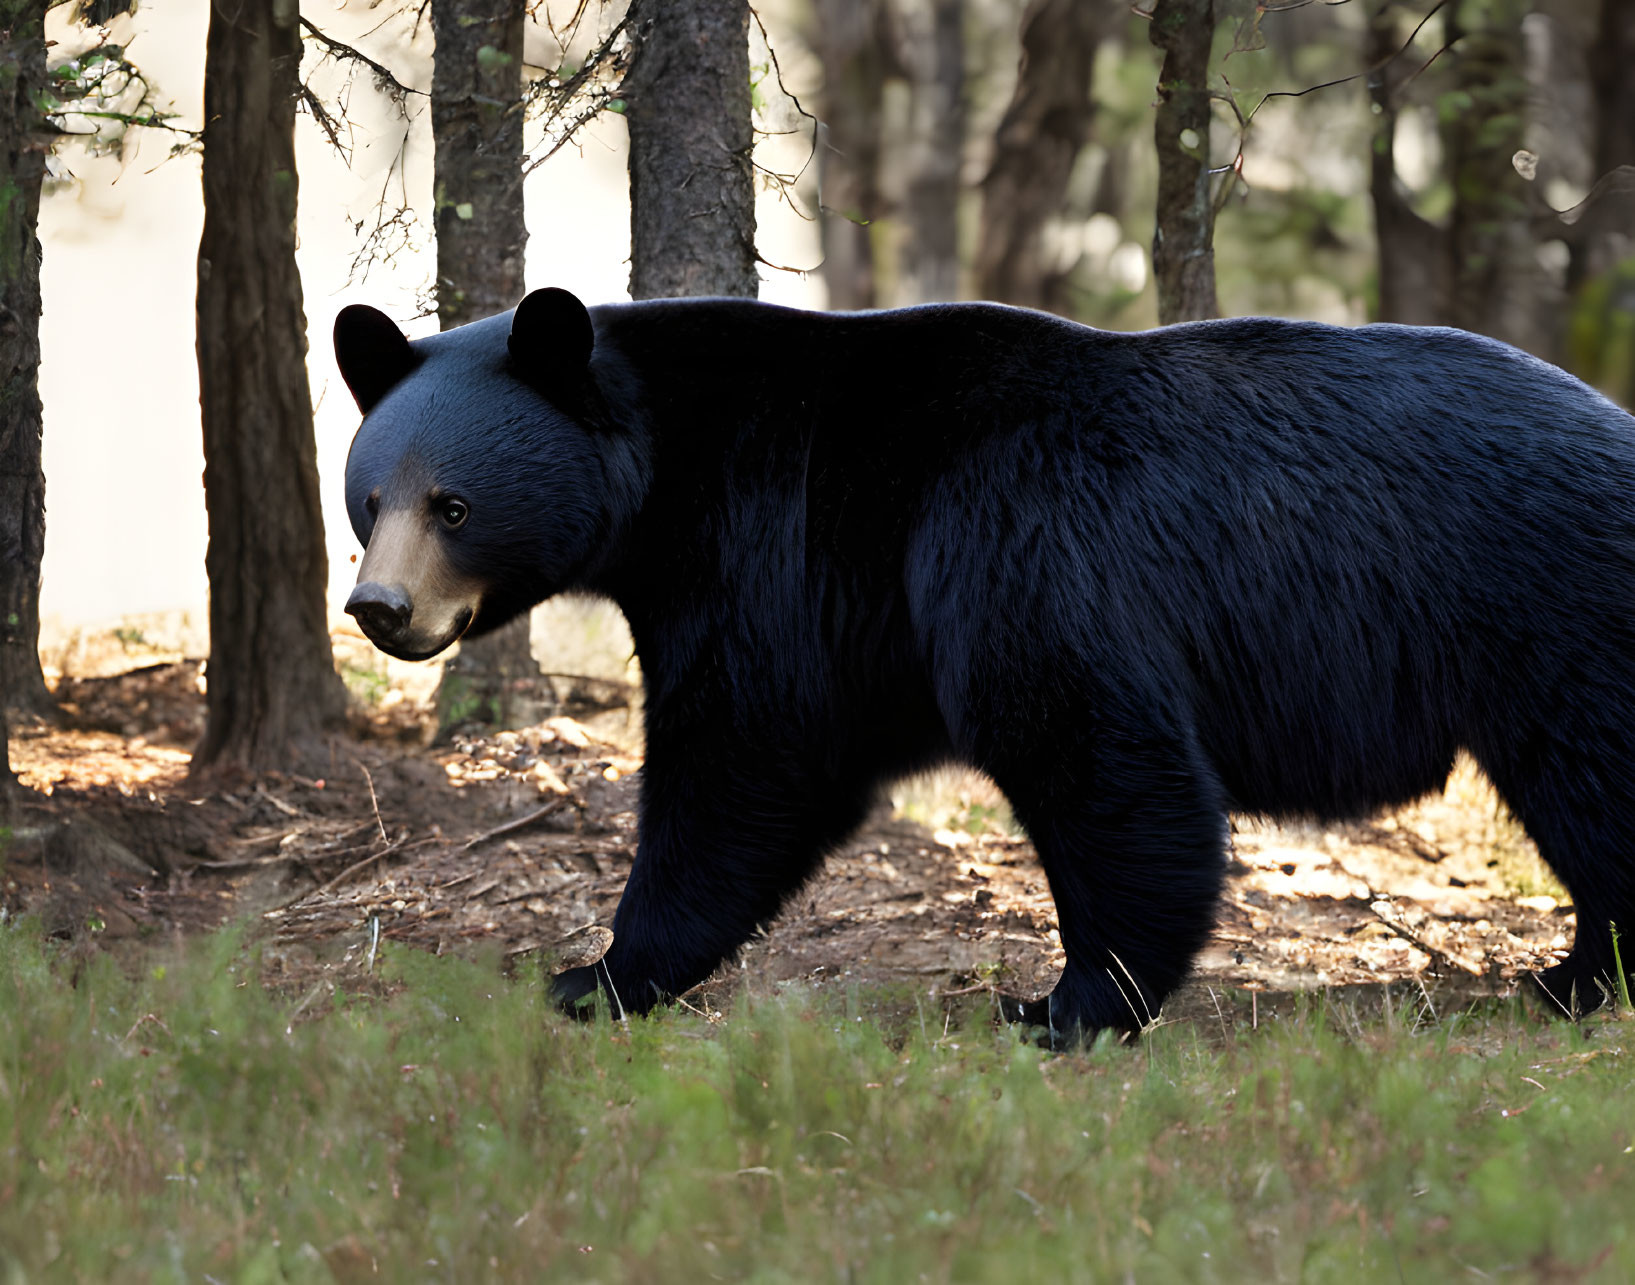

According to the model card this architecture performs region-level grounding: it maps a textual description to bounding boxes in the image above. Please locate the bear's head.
[335,288,633,661]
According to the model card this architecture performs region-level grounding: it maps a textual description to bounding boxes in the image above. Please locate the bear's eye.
[438,498,469,530]
[365,490,380,518]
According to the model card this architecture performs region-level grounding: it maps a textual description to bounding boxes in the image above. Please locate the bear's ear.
[334,305,417,413]
[508,288,594,397]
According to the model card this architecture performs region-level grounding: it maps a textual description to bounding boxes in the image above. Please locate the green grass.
[2,922,1634,1282]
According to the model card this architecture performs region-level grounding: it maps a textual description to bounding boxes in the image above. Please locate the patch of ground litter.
[3,646,1571,1027]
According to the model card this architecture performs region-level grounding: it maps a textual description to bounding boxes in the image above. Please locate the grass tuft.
[1612,921,1633,1013]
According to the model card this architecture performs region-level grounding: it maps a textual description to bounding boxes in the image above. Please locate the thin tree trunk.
[1366,2,1448,325]
[623,0,759,300]
[1091,138,1129,219]
[1149,0,1217,324]
[430,0,546,734]
[811,0,894,311]
[897,0,964,304]
[194,0,346,774]
[1580,0,1635,283]
[0,0,52,719]
[1560,0,1635,406]
[1590,0,1635,183]
[976,0,1106,313]
[1442,1,1556,355]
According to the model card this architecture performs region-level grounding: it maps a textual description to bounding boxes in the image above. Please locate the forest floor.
[3,617,1579,1031]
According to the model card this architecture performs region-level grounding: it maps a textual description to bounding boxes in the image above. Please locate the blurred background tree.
[975,0,1112,312]
[1565,0,1635,406]
[896,0,964,303]
[807,0,899,310]
[4,0,188,753]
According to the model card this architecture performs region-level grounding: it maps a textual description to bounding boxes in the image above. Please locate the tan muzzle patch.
[346,508,484,661]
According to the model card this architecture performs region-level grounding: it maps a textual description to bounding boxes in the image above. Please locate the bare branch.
[297,83,348,161]
[346,125,431,294]
[299,17,424,103]
[742,3,820,254]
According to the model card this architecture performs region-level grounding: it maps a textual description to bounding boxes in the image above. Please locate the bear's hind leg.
[1474,734,1635,1017]
[993,736,1229,1046]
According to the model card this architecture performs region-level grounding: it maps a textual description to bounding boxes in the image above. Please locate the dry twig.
[355,757,389,843]
[264,834,434,915]
[459,799,569,852]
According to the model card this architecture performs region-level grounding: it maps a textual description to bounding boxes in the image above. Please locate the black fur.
[339,292,1635,1039]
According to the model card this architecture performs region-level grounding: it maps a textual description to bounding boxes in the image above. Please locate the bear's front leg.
[553,727,859,1017]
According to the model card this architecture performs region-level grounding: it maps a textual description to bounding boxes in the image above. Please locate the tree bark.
[1365,3,1449,325]
[1442,1,1557,356]
[1579,0,1635,282]
[896,0,964,304]
[430,0,546,734]
[1590,0,1635,181]
[976,0,1106,313]
[810,0,895,311]
[1559,0,1635,407]
[0,0,52,719]
[193,0,346,774]
[432,0,527,328]
[1149,0,1218,324]
[623,0,759,300]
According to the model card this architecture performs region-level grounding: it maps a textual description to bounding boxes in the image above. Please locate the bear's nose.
[346,581,412,640]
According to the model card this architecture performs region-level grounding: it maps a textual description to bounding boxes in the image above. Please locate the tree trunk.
[0,0,52,720]
[1149,0,1218,325]
[896,0,964,304]
[1579,0,1635,283]
[430,0,546,734]
[1442,1,1557,356]
[624,0,759,300]
[975,0,1106,313]
[193,0,346,774]
[811,0,895,311]
[1561,0,1635,407]
[1365,3,1449,325]
[1590,0,1635,186]
[432,0,527,328]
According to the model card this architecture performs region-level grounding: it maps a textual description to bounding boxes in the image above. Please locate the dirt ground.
[3,618,1575,1031]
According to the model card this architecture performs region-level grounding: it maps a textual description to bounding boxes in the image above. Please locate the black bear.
[335,288,1635,1042]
